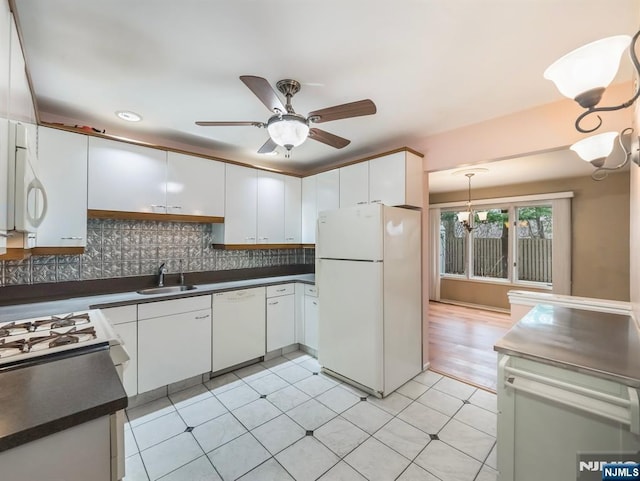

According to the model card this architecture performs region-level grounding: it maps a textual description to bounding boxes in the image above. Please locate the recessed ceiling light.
[115,110,142,122]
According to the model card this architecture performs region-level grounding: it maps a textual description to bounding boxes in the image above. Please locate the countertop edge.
[0,349,128,453]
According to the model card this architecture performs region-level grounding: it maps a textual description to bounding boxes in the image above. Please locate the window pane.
[440,211,466,275]
[516,205,552,283]
[472,209,508,279]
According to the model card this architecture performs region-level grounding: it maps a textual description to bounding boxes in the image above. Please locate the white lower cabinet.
[212,287,266,372]
[138,296,212,393]
[101,305,138,397]
[303,285,319,351]
[266,284,295,352]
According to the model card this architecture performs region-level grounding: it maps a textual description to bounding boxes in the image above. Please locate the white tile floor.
[124,351,498,481]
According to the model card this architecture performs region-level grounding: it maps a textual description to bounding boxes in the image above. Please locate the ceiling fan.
[196,76,377,156]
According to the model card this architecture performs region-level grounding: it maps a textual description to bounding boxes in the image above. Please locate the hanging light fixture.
[457,173,488,233]
[544,31,639,133]
[266,113,310,151]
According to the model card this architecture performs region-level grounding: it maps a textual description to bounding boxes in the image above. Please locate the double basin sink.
[136,285,198,295]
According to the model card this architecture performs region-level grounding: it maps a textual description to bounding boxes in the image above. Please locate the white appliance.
[7,121,47,232]
[497,353,640,481]
[317,204,422,397]
[0,310,129,481]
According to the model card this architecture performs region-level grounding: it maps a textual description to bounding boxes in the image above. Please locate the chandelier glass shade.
[267,114,309,150]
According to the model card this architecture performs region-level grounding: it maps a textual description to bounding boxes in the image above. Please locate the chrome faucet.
[157,262,167,287]
[178,259,185,286]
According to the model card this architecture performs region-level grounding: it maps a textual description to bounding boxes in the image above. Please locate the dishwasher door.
[497,354,640,481]
[212,287,266,372]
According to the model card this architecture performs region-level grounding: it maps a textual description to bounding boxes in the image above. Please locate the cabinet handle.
[150,204,166,208]
[246,237,256,241]
[258,237,268,241]
[195,314,210,320]
[371,199,382,203]
[357,201,368,205]
[276,288,286,292]
[60,236,83,240]
[285,237,295,241]
[168,205,182,209]
[268,301,279,305]
[312,301,318,306]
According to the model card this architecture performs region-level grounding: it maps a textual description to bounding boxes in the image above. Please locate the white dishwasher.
[212,287,266,372]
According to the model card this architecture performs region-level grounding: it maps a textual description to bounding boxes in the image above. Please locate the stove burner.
[0,321,33,338]
[28,326,97,352]
[0,338,28,357]
[30,313,91,331]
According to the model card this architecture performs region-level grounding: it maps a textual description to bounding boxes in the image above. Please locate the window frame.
[439,199,556,289]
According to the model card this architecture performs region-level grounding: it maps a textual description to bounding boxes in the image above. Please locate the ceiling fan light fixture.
[267,114,309,150]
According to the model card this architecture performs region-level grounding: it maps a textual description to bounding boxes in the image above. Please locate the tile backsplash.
[0,219,314,287]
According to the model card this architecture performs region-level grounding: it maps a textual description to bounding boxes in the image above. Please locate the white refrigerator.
[316,204,422,397]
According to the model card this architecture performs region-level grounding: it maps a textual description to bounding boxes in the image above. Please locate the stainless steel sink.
[136,285,197,295]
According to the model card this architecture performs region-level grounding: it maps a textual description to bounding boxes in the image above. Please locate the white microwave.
[6,121,48,233]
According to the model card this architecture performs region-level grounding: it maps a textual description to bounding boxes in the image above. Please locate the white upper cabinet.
[301,176,317,244]
[301,169,339,244]
[8,15,35,124]
[223,164,257,244]
[284,176,301,243]
[36,127,88,247]
[88,137,167,213]
[0,1,10,119]
[339,162,369,208]
[166,152,224,217]
[316,169,340,213]
[257,171,285,244]
[369,150,423,208]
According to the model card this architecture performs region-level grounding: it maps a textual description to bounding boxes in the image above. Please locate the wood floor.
[428,301,512,392]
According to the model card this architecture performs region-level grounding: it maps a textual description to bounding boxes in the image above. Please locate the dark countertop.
[494,304,640,387]
[0,346,127,452]
[0,273,315,322]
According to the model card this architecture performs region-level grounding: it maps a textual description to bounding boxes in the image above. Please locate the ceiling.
[11,0,640,176]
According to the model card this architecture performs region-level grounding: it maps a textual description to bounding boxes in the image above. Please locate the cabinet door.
[284,176,301,243]
[369,151,423,207]
[224,164,257,244]
[8,18,36,123]
[257,171,284,244]
[138,309,212,393]
[212,287,266,371]
[166,152,225,217]
[266,294,295,351]
[88,137,167,213]
[317,169,340,213]
[294,283,305,344]
[112,321,137,397]
[339,162,369,208]
[36,127,88,247]
[303,295,319,350]
[0,119,8,252]
[301,176,317,244]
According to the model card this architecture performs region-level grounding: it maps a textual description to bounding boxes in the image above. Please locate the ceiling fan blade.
[308,128,351,149]
[240,75,286,113]
[258,138,278,154]
[195,121,262,127]
[308,99,376,124]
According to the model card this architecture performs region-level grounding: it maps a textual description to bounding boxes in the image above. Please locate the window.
[515,205,552,283]
[439,202,556,287]
[440,211,466,275]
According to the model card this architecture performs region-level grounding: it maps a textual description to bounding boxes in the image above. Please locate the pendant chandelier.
[457,173,487,233]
